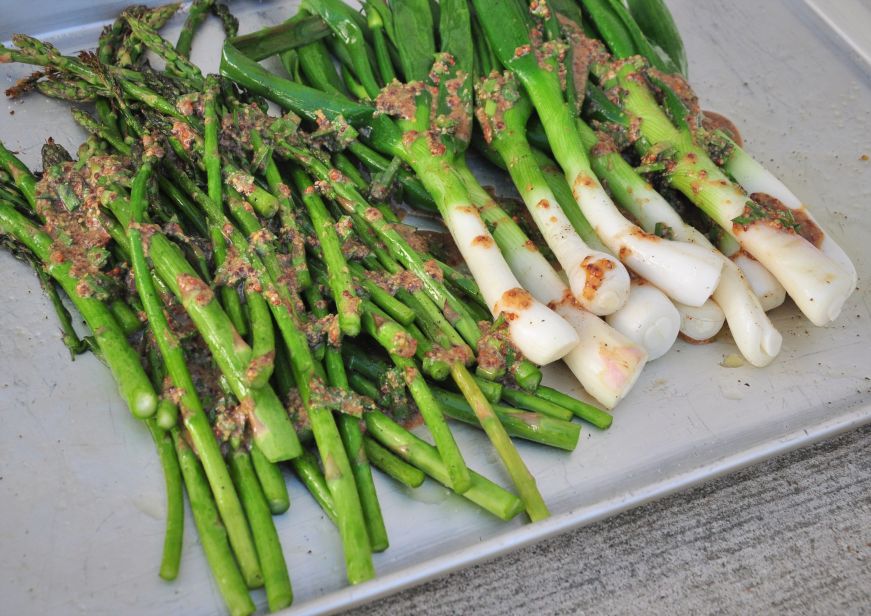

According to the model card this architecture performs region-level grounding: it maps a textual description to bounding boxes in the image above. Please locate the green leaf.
[578,0,637,58]
[229,14,330,61]
[301,0,381,97]
[626,0,689,77]
[392,0,436,82]
[439,0,473,74]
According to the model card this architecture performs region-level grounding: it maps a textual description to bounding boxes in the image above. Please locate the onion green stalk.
[474,72,629,316]
[624,0,688,77]
[458,165,647,409]
[584,137,782,365]
[471,0,723,308]
[597,58,855,326]
[231,13,330,61]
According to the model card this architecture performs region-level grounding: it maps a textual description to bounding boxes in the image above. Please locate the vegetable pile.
[0,0,856,613]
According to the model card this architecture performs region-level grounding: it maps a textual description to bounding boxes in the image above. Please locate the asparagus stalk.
[250,444,290,515]
[361,301,472,493]
[498,387,573,422]
[291,451,339,524]
[176,0,215,58]
[228,450,293,612]
[203,75,250,339]
[247,129,311,289]
[125,14,205,89]
[364,411,524,521]
[363,436,426,488]
[0,199,158,417]
[123,156,284,585]
[0,140,38,207]
[291,167,361,336]
[451,361,548,521]
[347,261,416,325]
[147,420,185,581]
[535,385,613,429]
[431,388,581,452]
[118,198,301,462]
[305,282,389,552]
[175,429,255,616]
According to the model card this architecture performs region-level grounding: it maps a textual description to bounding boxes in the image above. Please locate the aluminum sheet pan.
[1,1,869,614]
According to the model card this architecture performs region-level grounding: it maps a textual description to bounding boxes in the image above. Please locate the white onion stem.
[674,299,725,342]
[568,167,723,307]
[606,280,680,361]
[439,196,579,365]
[724,140,857,280]
[463,175,648,408]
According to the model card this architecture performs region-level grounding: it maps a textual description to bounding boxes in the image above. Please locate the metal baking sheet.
[1,1,869,614]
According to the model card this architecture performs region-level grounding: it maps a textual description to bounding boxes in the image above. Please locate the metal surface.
[0,1,869,614]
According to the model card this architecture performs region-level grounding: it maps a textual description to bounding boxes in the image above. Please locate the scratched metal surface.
[0,1,869,614]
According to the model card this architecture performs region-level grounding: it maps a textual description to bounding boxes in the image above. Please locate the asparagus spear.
[228,450,293,611]
[147,420,185,581]
[364,411,524,521]
[175,429,255,616]
[0,197,158,417]
[361,300,472,494]
[363,436,425,488]
[203,75,251,341]
[176,0,215,58]
[250,444,290,515]
[291,167,361,336]
[304,281,388,552]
